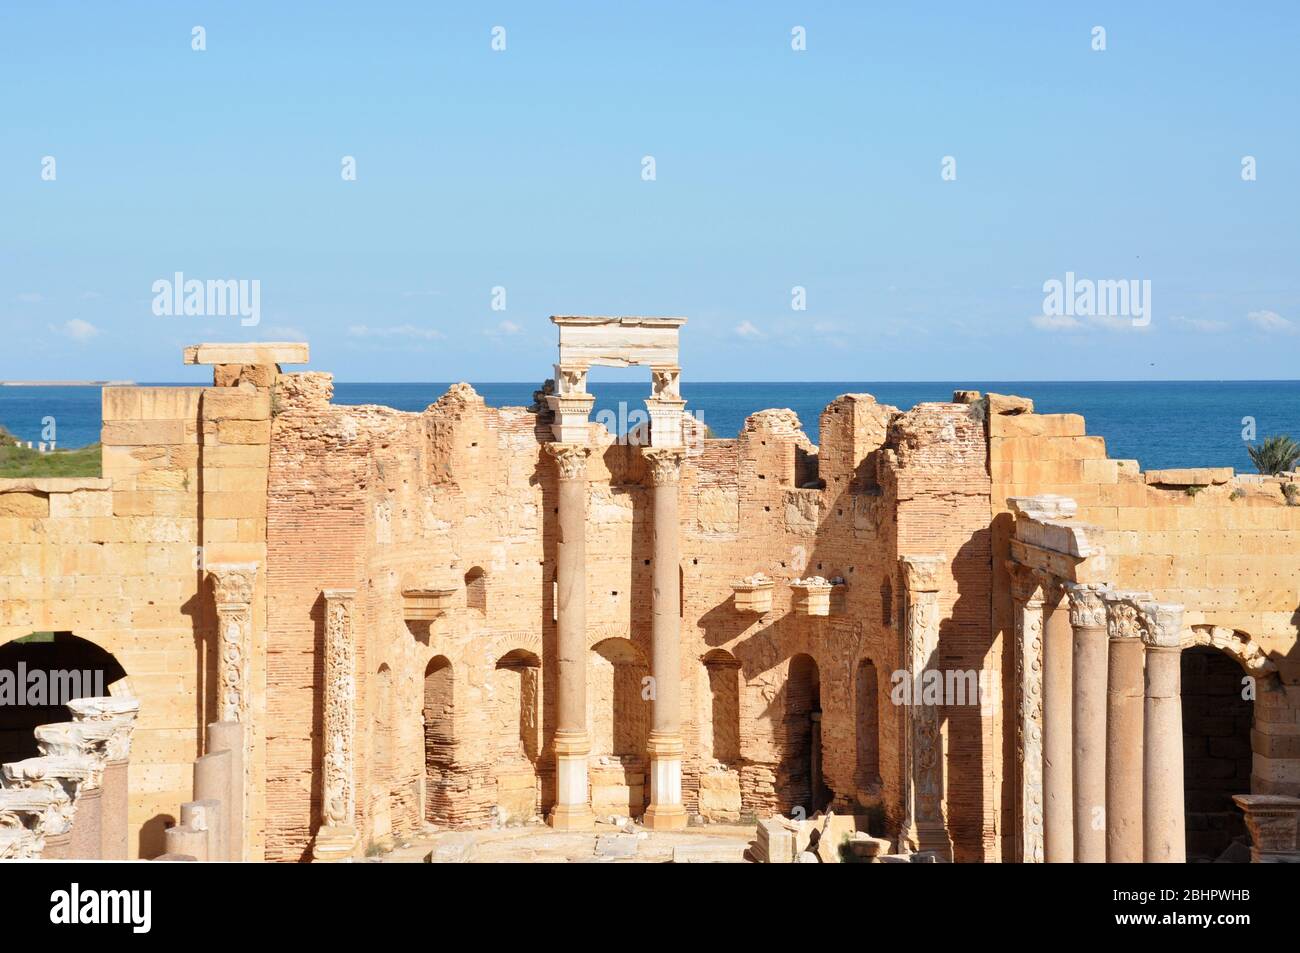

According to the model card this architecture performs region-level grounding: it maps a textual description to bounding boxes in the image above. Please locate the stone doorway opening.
[1181,646,1253,861]
[492,649,541,823]
[779,653,828,816]
[0,632,128,765]
[422,656,455,825]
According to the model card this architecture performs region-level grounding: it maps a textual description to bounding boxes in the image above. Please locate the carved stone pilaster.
[642,447,686,486]
[544,442,591,482]
[898,554,952,860]
[210,563,258,723]
[321,590,357,829]
[1008,562,1046,863]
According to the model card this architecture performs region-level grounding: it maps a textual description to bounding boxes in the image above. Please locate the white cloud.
[1169,315,1229,333]
[54,318,100,342]
[257,325,309,340]
[734,320,764,339]
[1246,310,1296,334]
[347,324,444,340]
[485,320,522,337]
[1030,314,1083,331]
[17,292,42,303]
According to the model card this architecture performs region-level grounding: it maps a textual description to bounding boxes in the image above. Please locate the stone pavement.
[376,820,756,863]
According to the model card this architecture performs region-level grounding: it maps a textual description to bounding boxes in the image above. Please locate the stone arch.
[0,632,129,765]
[854,657,881,796]
[1183,624,1278,682]
[464,567,487,615]
[422,656,455,825]
[491,649,542,822]
[701,649,741,767]
[588,637,649,817]
[778,653,826,816]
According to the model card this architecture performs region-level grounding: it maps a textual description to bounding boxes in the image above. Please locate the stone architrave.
[1066,582,1109,863]
[314,589,360,861]
[898,554,953,860]
[642,447,687,830]
[545,442,595,830]
[1141,602,1186,863]
[210,564,258,723]
[1008,564,1046,863]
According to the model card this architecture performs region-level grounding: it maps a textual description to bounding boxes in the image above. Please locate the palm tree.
[1247,435,1300,475]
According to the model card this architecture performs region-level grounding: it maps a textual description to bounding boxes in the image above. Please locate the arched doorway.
[422,657,455,825]
[779,653,826,816]
[0,632,128,765]
[855,658,881,799]
[589,638,649,817]
[700,649,743,821]
[1181,646,1253,861]
[492,649,541,822]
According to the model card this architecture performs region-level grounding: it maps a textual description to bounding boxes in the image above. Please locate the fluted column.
[1008,565,1046,862]
[1066,583,1108,862]
[642,447,687,830]
[899,554,953,860]
[546,442,595,830]
[1041,579,1074,862]
[313,589,360,861]
[1142,602,1186,862]
[1102,591,1148,862]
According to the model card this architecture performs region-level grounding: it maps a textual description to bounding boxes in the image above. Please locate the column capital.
[209,562,258,605]
[67,696,140,763]
[1102,590,1153,641]
[1065,582,1109,628]
[1139,602,1184,648]
[642,446,686,485]
[544,441,591,481]
[899,554,946,593]
[1006,561,1045,607]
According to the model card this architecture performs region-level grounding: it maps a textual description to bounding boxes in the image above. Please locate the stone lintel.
[183,342,309,366]
[1008,494,1078,521]
[1014,514,1105,560]
[1008,539,1109,585]
[552,316,686,368]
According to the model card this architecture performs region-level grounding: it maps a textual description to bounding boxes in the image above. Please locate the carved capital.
[1006,561,1045,608]
[545,442,591,481]
[650,365,681,400]
[1065,583,1108,629]
[899,554,946,593]
[554,363,589,396]
[1139,602,1185,648]
[642,447,686,485]
[1102,590,1151,641]
[68,696,141,763]
[209,563,258,606]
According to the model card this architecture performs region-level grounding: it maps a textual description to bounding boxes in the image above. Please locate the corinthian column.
[899,554,952,860]
[545,442,595,830]
[1008,564,1046,862]
[1041,578,1074,862]
[642,447,687,830]
[1066,583,1108,863]
[1141,602,1186,863]
[67,696,140,860]
[314,589,360,861]
[1102,591,1148,862]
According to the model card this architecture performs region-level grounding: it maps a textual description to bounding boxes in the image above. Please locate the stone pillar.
[642,447,687,830]
[194,747,234,860]
[1008,565,1046,862]
[209,563,257,860]
[314,589,361,861]
[1041,581,1074,862]
[205,721,244,862]
[1232,795,1300,862]
[1102,591,1148,862]
[67,696,140,861]
[1066,583,1108,863]
[898,555,952,860]
[1142,602,1186,863]
[545,442,595,830]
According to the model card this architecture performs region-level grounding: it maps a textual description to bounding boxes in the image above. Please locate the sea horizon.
[3,379,1296,474]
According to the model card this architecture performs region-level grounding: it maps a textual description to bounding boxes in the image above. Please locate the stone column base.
[548,731,594,831]
[903,822,954,862]
[312,824,360,862]
[643,733,686,831]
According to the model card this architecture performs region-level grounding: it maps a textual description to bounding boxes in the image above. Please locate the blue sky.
[2,2,1298,383]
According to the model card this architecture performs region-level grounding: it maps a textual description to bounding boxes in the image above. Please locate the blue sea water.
[1,381,1296,473]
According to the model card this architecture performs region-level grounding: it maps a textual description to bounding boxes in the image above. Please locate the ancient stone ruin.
[1,317,1298,862]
